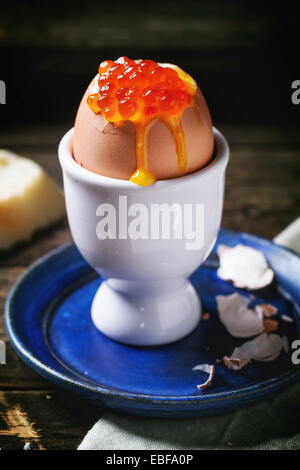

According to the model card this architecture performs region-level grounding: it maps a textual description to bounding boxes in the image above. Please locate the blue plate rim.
[5,229,300,407]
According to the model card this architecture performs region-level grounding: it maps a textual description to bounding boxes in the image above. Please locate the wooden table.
[0,122,299,450]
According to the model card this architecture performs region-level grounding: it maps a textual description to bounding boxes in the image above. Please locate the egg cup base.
[91,278,201,346]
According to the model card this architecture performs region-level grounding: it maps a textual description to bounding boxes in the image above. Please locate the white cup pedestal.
[91,278,201,346]
[59,127,229,347]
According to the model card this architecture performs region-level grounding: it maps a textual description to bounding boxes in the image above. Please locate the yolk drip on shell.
[87,57,197,186]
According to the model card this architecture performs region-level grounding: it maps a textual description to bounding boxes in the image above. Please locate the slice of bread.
[0,149,65,250]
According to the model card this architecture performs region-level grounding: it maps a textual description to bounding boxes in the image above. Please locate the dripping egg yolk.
[73,58,214,185]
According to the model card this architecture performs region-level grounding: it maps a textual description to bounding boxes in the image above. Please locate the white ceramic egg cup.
[59,128,229,346]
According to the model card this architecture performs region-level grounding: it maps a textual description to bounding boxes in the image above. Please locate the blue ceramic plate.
[5,229,300,417]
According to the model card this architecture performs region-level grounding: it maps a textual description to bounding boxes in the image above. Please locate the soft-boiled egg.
[73,59,214,184]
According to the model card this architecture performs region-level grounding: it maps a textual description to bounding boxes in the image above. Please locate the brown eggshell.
[73,77,214,181]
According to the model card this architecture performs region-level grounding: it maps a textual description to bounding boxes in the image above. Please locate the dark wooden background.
[1,0,299,127]
[0,1,299,450]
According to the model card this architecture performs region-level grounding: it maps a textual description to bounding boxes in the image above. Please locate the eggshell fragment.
[281,314,294,323]
[217,244,274,290]
[202,312,210,320]
[263,318,279,333]
[255,304,278,317]
[252,333,284,361]
[192,364,215,390]
[223,356,249,371]
[223,333,285,370]
[216,293,264,338]
[282,336,289,353]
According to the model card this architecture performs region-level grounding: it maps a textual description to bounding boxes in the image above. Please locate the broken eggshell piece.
[223,333,286,370]
[262,318,279,333]
[216,292,264,338]
[255,304,278,317]
[217,244,274,290]
[192,364,215,390]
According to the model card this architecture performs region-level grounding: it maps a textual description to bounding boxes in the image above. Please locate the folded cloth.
[78,381,300,450]
[78,219,300,450]
[274,218,300,254]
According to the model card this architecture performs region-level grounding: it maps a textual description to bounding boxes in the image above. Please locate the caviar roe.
[87,57,197,186]
[88,57,195,122]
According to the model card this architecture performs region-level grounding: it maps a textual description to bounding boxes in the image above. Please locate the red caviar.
[87,57,197,185]
[88,57,194,121]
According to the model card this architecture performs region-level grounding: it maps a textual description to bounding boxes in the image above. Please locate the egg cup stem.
[91,278,201,346]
